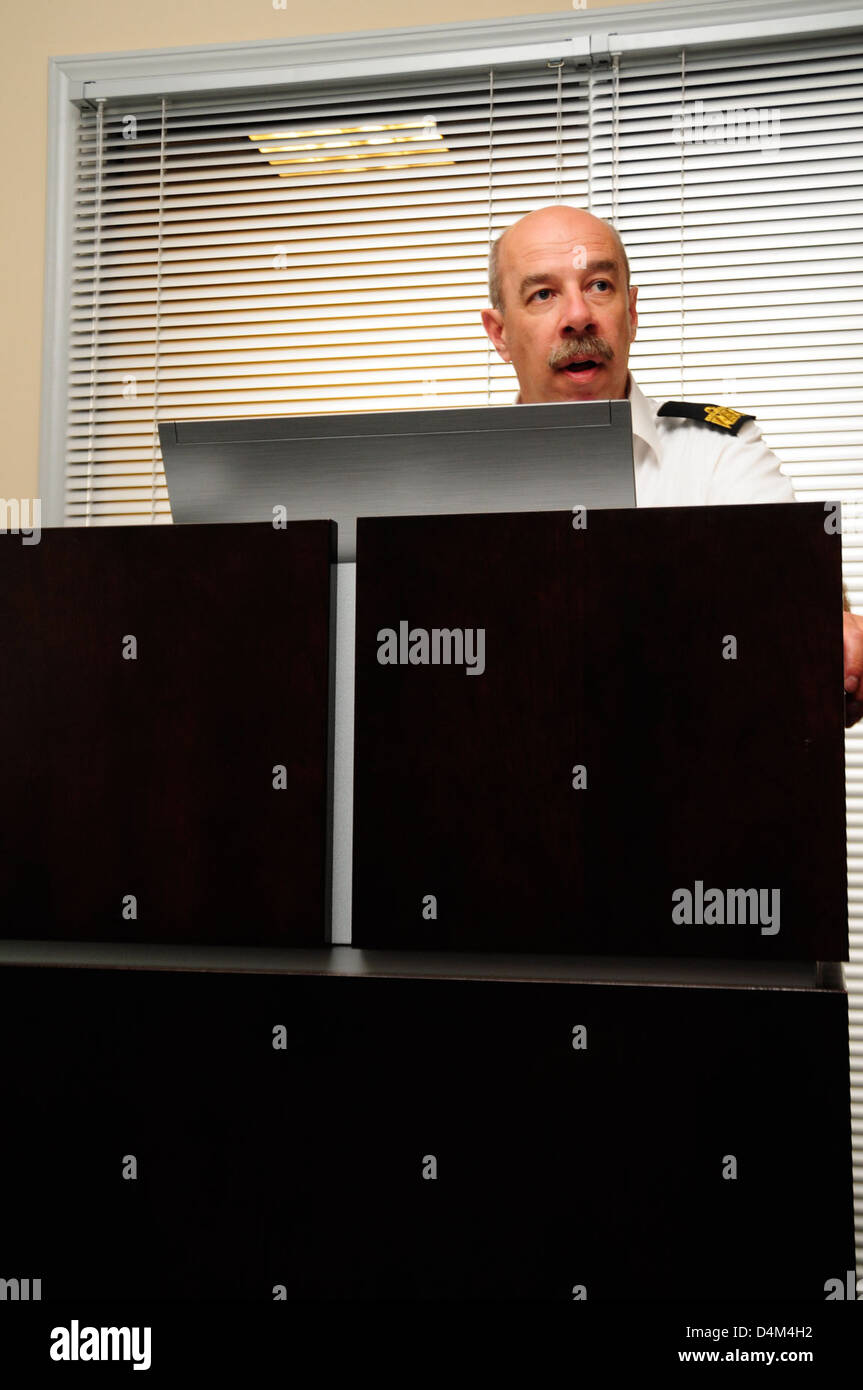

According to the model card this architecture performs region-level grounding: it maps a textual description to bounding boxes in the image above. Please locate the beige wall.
[0,0,666,503]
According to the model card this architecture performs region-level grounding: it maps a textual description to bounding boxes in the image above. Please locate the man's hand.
[844,610,863,728]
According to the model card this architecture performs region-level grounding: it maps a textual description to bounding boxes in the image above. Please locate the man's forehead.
[502,220,621,274]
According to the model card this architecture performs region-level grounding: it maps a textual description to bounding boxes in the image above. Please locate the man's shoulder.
[627,378,756,457]
[629,379,794,504]
[654,399,757,438]
[646,391,771,461]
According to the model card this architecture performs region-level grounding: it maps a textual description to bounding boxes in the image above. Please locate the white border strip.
[38,61,76,528]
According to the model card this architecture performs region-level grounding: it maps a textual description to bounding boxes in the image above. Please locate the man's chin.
[519,368,615,403]
[553,366,606,399]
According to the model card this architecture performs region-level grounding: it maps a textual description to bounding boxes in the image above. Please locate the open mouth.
[560,359,601,375]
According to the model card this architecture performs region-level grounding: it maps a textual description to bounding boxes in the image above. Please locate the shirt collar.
[625,373,661,466]
[513,371,661,466]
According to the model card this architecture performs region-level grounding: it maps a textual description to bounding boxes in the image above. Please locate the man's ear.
[628,285,638,343]
[480,307,510,362]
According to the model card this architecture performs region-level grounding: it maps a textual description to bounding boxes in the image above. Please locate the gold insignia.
[703,405,742,429]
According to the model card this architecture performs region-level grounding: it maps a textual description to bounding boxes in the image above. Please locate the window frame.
[38,0,863,523]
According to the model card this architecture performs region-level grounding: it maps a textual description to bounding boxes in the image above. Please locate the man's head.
[481,204,638,402]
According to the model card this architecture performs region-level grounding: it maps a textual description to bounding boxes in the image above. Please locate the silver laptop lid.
[159,399,635,562]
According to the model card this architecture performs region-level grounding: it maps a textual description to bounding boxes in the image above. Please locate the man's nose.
[557,287,594,334]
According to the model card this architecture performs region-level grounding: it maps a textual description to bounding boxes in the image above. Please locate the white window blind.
[68,26,863,1272]
[69,61,594,524]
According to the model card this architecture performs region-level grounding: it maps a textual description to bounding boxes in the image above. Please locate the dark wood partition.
[0,964,852,1301]
[0,520,336,946]
[353,503,846,958]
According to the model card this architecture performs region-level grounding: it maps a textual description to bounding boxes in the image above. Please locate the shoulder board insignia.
[657,401,754,435]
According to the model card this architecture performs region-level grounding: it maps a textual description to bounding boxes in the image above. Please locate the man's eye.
[591,280,611,291]
[530,288,553,301]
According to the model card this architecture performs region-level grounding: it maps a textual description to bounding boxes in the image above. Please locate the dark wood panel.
[0,966,853,1300]
[353,504,846,958]
[0,521,335,946]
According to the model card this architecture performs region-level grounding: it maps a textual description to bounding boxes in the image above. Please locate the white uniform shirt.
[515,372,796,506]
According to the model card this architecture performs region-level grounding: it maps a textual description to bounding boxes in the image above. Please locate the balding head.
[489,205,630,314]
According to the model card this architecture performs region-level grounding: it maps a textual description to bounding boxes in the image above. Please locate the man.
[480,203,863,728]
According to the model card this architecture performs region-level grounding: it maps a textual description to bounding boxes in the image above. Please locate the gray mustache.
[551,338,614,368]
